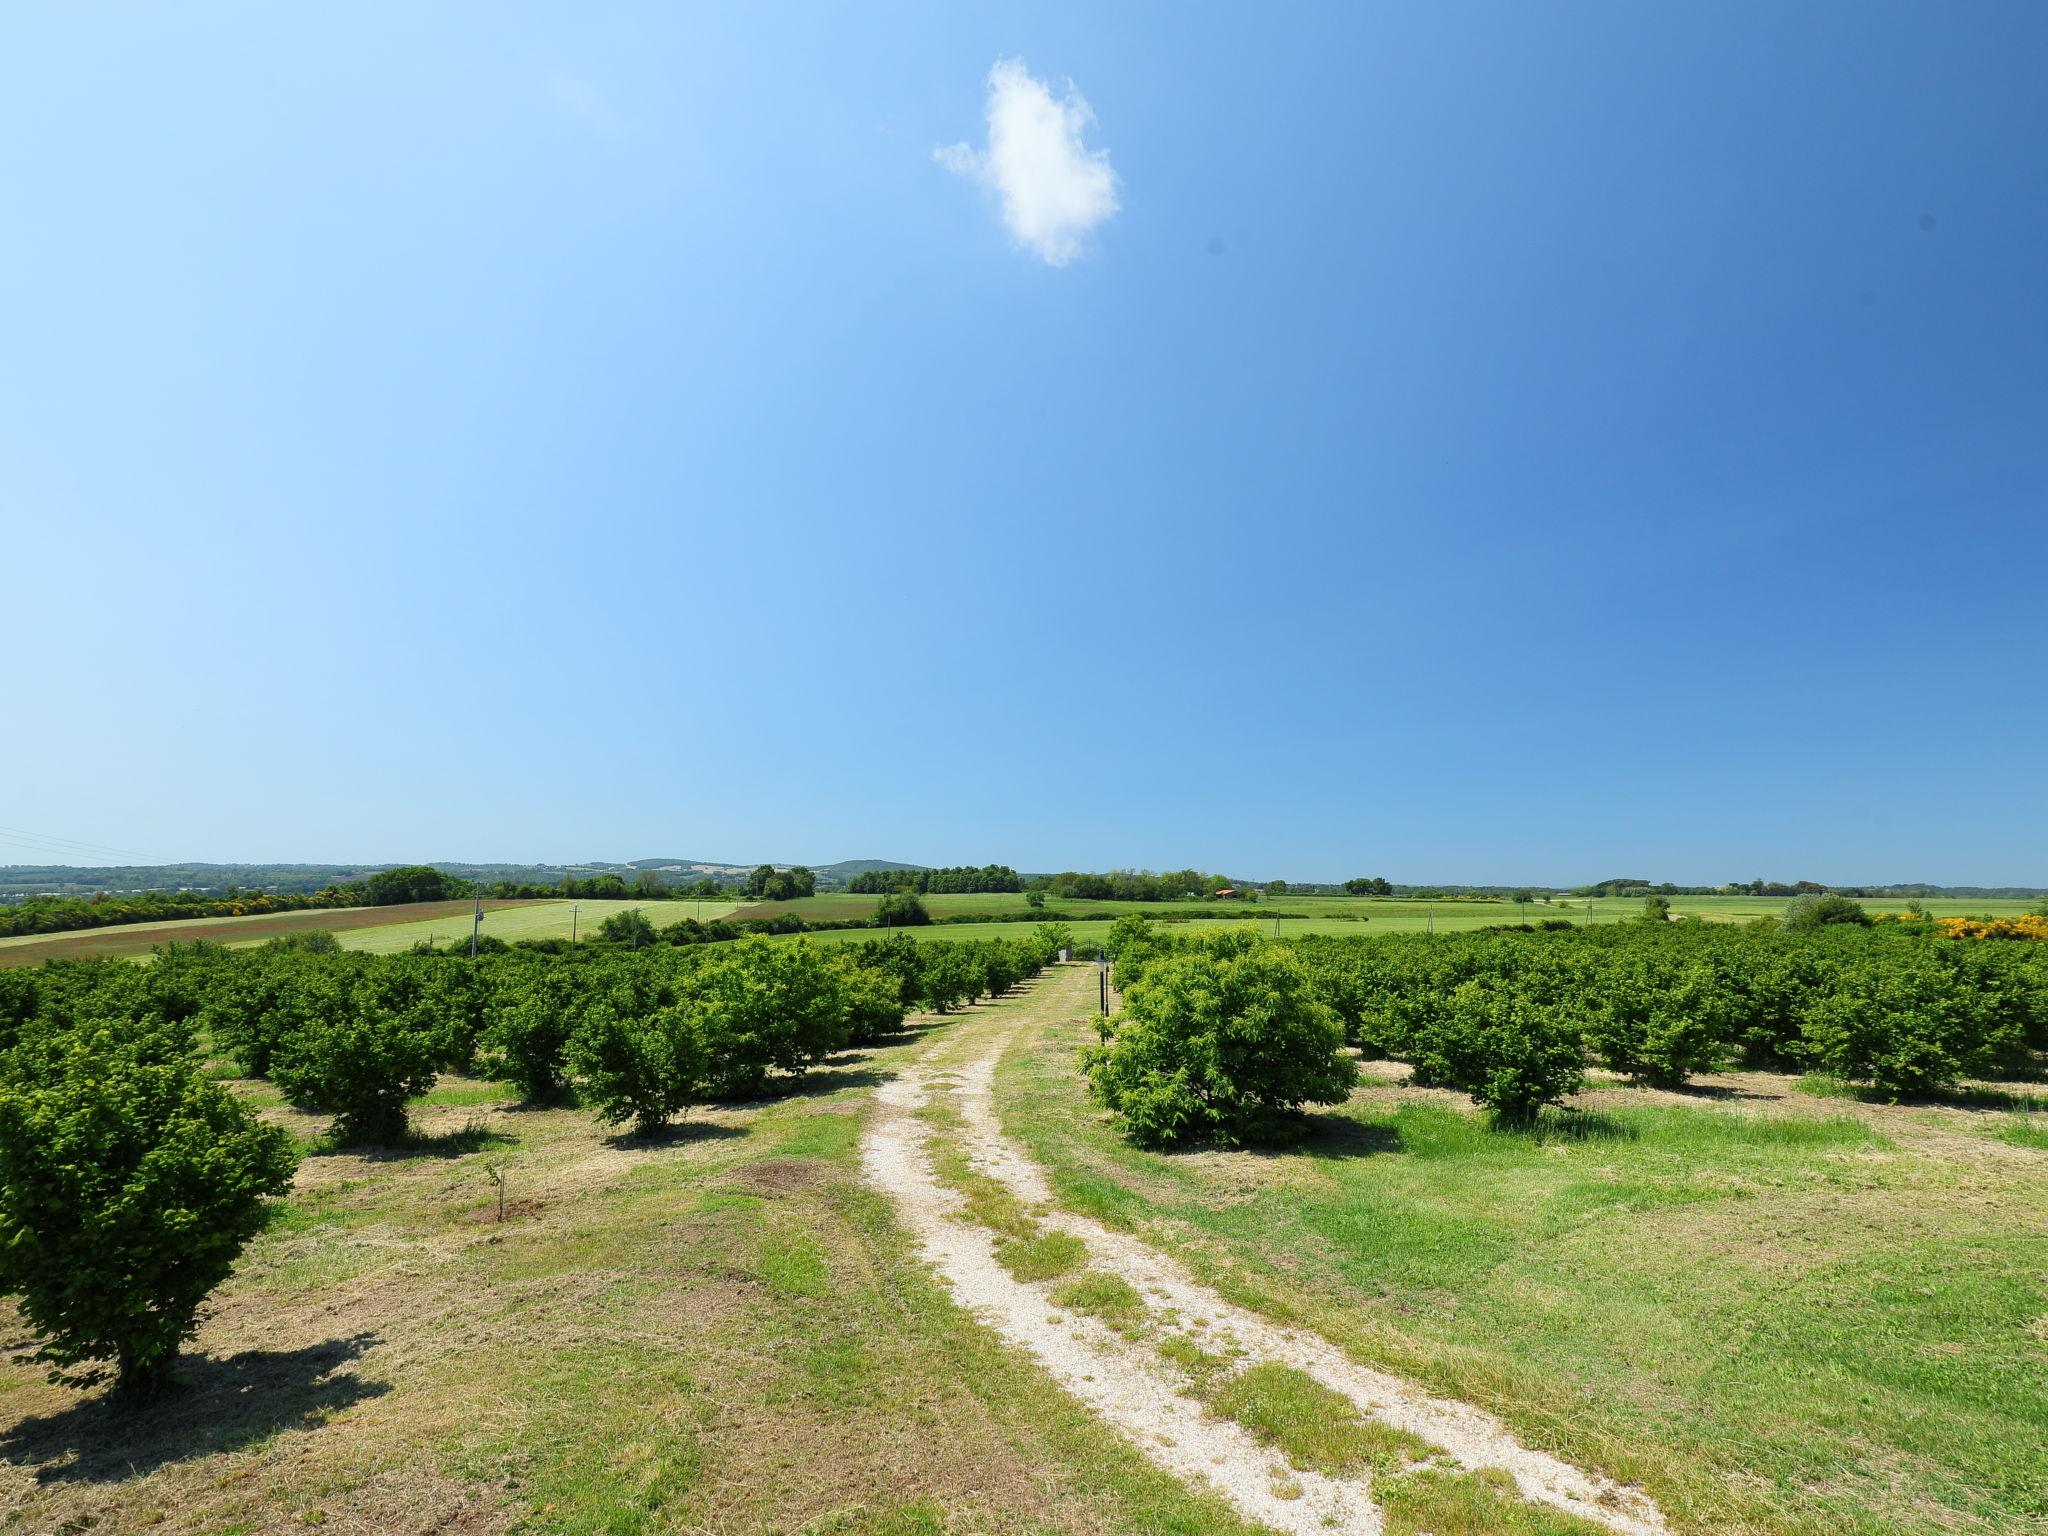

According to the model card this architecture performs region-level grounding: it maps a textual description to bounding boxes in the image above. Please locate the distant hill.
[4,860,2041,904]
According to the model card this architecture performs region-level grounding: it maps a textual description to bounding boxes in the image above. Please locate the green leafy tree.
[875,891,931,927]
[1783,894,1871,932]
[1408,976,1585,1125]
[568,995,706,1136]
[1800,946,2019,1095]
[269,995,439,1144]
[477,961,584,1101]
[598,906,658,948]
[833,959,908,1044]
[0,1021,298,1396]
[690,939,850,1098]
[1641,893,1673,923]
[1025,889,1046,909]
[1585,956,1734,1086]
[363,865,469,905]
[917,943,982,1013]
[1083,943,1357,1147]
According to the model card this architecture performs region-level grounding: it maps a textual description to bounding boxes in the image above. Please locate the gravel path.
[861,967,1670,1536]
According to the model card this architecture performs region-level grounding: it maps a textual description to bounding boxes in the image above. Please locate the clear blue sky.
[3,3,2043,885]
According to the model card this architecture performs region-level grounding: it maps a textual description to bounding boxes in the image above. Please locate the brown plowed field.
[0,900,545,967]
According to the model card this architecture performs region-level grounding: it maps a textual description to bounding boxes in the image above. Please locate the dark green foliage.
[0,1019,297,1395]
[268,983,440,1144]
[1083,943,1357,1147]
[875,891,932,927]
[743,864,817,901]
[567,991,706,1136]
[1584,955,1734,1086]
[1799,944,2023,1095]
[848,864,1024,895]
[1783,894,1872,932]
[263,929,343,954]
[1408,976,1585,1123]
[597,906,658,948]
[477,959,586,1101]
[362,865,470,905]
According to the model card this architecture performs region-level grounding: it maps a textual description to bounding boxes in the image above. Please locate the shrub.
[0,1020,297,1395]
[875,891,931,927]
[1585,956,1734,1086]
[690,939,849,1099]
[364,865,468,905]
[835,959,908,1044]
[597,907,658,948]
[918,944,983,1013]
[1800,947,2021,1095]
[1408,976,1584,1125]
[567,994,705,1136]
[263,929,342,955]
[1783,894,1871,932]
[269,991,440,1144]
[478,961,586,1101]
[1083,943,1357,1147]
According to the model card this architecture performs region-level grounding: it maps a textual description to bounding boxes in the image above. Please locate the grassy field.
[0,898,742,966]
[994,986,2048,1535]
[0,979,1266,1536]
[737,891,2043,936]
[2,961,2041,1533]
[4,892,2036,969]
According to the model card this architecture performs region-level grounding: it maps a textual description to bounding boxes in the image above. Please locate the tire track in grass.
[862,966,1670,1536]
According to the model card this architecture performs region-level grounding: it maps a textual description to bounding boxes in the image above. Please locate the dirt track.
[863,965,1669,1535]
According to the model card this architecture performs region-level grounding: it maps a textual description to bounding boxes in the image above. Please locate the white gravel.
[866,1065,1387,1536]
[861,972,1671,1536]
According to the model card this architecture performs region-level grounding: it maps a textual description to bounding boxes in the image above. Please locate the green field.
[11,959,2040,1533]
[988,968,2048,1535]
[331,897,741,954]
[0,897,742,965]
[778,891,2043,945]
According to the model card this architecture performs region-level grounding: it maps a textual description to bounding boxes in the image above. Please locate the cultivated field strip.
[862,966,1670,1536]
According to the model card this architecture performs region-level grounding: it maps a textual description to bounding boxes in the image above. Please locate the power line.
[0,823,159,862]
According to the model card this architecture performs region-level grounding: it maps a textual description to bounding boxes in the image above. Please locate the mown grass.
[1052,1272,1149,1338]
[0,983,1271,1536]
[1208,1361,1428,1474]
[997,968,2048,1535]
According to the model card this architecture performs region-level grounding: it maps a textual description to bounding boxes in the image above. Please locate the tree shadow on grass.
[1799,1075,2047,1114]
[1287,1113,1406,1161]
[1663,1079,1778,1103]
[311,1121,518,1161]
[601,1120,750,1151]
[1519,1107,1638,1143]
[0,1333,385,1486]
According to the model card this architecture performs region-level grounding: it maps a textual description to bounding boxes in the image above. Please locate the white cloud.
[937,58,1118,266]
[550,75,627,141]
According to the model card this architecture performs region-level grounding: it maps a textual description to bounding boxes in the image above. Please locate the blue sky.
[3,3,2043,885]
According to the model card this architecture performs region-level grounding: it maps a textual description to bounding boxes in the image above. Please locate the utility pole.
[469,893,484,959]
[1427,902,1434,935]
[571,903,580,944]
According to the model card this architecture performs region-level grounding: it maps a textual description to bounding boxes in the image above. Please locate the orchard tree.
[0,1021,297,1397]
[1083,943,1357,1147]
[270,997,439,1144]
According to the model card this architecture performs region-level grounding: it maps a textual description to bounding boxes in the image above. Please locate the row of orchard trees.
[0,926,1070,1395]
[1083,915,2048,1146]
